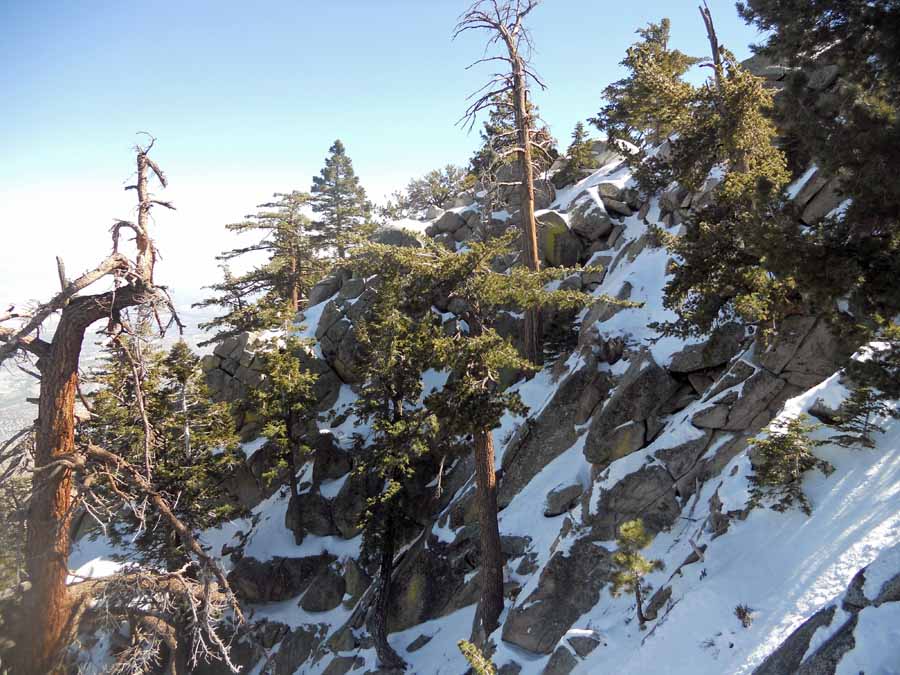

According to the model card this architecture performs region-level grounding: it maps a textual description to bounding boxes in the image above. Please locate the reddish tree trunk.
[472,429,504,641]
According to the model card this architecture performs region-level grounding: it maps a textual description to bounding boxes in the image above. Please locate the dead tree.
[455,0,548,366]
[0,138,240,674]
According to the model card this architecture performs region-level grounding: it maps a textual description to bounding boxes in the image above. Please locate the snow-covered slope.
[69,152,900,674]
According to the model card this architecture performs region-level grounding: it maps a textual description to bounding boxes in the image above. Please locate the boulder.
[569,199,613,241]
[309,270,350,306]
[499,366,592,508]
[342,556,371,606]
[567,632,602,657]
[300,564,346,612]
[332,471,380,539]
[801,177,844,225]
[371,226,421,248]
[285,491,336,544]
[434,210,466,233]
[502,539,614,654]
[583,352,679,464]
[723,369,785,431]
[273,624,325,675]
[596,183,622,200]
[544,482,584,517]
[543,647,578,675]
[780,318,852,388]
[601,197,633,217]
[227,554,336,603]
[425,205,444,220]
[538,213,583,267]
[583,420,645,467]
[655,430,715,487]
[691,404,730,430]
[668,323,746,373]
[756,315,818,374]
[588,466,679,540]
[322,656,365,675]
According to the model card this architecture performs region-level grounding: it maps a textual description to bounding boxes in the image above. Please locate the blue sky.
[0,0,763,302]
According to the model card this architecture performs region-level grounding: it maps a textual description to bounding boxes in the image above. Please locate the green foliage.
[353,233,593,439]
[457,640,496,675]
[85,337,243,567]
[746,415,833,516]
[552,122,599,189]
[736,0,900,387]
[610,519,664,603]
[642,51,793,338]
[590,18,700,148]
[248,335,320,490]
[311,139,373,259]
[195,191,327,344]
[378,165,469,221]
[349,271,442,562]
[833,384,896,448]
[469,92,556,180]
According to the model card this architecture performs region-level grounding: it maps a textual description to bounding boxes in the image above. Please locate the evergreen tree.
[311,140,373,259]
[645,50,793,338]
[590,19,700,148]
[356,232,597,639]
[469,92,556,181]
[195,191,327,344]
[348,271,442,669]
[406,165,469,212]
[85,336,243,568]
[833,384,895,448]
[736,0,900,395]
[746,415,833,516]
[247,335,320,500]
[552,122,599,188]
[609,519,664,629]
[458,640,497,675]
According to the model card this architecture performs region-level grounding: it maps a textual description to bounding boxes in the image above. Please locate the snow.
[239,435,268,459]
[863,542,900,601]
[382,217,430,235]
[786,165,818,199]
[835,602,900,675]
[568,395,900,675]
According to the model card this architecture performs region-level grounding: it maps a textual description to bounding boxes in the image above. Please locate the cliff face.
[70,139,899,674]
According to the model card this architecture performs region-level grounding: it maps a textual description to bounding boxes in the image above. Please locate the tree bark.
[472,428,504,642]
[510,51,543,366]
[20,289,140,674]
[369,512,405,669]
[635,583,646,629]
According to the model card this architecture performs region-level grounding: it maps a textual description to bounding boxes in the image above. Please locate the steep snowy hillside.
[69,146,899,675]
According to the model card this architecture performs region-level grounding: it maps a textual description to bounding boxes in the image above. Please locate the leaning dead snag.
[0,137,239,674]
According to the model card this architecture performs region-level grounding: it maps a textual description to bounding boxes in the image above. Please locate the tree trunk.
[369,512,405,669]
[472,428,504,642]
[635,583,646,629]
[511,58,543,366]
[20,291,137,674]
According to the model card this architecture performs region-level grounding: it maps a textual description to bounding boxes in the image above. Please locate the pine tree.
[247,335,320,500]
[609,519,664,629]
[406,165,469,212]
[736,0,900,394]
[355,232,598,639]
[469,92,556,181]
[645,48,793,338]
[195,191,327,344]
[85,336,243,568]
[552,122,599,188]
[311,140,373,259]
[349,270,442,670]
[590,19,700,148]
[833,385,894,448]
[746,415,833,516]
[458,639,497,675]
